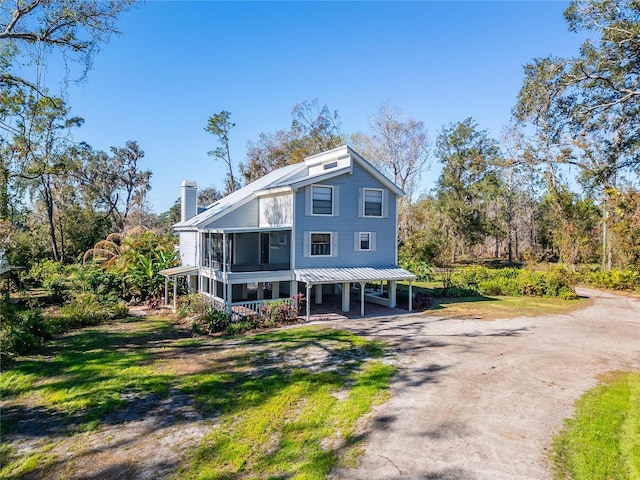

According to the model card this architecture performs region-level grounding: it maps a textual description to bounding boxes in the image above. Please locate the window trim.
[363,188,384,218]
[310,232,333,257]
[359,232,371,251]
[311,185,334,216]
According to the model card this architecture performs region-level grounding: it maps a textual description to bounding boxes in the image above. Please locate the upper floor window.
[364,188,383,217]
[312,185,333,215]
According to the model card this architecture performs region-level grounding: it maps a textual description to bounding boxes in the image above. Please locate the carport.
[294,266,416,321]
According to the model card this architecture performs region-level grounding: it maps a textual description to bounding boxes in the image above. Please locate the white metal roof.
[173,162,306,230]
[172,145,405,231]
[294,266,416,285]
[159,265,199,277]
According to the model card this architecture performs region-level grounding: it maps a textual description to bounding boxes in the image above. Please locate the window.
[323,161,338,170]
[310,233,331,256]
[364,189,383,217]
[312,185,333,215]
[359,232,371,251]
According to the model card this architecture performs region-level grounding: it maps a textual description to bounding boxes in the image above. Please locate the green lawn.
[399,281,588,320]
[0,318,394,480]
[552,372,640,480]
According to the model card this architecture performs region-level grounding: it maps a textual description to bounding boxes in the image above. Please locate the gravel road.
[332,288,640,480]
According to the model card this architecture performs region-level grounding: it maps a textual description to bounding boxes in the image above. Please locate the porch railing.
[230,298,294,321]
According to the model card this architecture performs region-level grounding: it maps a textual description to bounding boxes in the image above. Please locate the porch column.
[164,277,168,306]
[257,282,264,300]
[342,282,350,312]
[315,284,322,304]
[389,280,397,308]
[359,282,366,317]
[305,284,312,322]
[226,282,232,311]
[409,281,413,312]
[173,277,177,312]
[272,281,280,299]
[222,232,227,273]
[290,280,297,297]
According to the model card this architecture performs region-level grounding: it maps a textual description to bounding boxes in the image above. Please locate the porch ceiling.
[294,266,416,285]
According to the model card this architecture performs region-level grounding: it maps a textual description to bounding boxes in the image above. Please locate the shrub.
[401,260,434,282]
[444,286,480,298]
[0,305,49,361]
[203,306,231,333]
[412,291,432,310]
[177,293,209,319]
[576,268,640,292]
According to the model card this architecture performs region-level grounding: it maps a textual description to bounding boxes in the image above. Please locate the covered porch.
[295,266,416,322]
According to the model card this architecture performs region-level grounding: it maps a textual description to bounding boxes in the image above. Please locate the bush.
[176,293,209,319]
[412,291,432,310]
[0,305,49,361]
[401,260,434,282]
[576,268,640,292]
[450,266,577,299]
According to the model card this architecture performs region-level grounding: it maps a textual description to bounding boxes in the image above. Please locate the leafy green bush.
[401,260,434,282]
[0,306,48,361]
[576,268,640,292]
[450,266,576,299]
[203,306,231,333]
[176,293,209,319]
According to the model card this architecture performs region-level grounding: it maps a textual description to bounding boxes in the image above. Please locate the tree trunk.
[41,176,60,262]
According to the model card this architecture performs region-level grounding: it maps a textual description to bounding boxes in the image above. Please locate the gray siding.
[202,200,259,229]
[294,162,398,269]
[179,231,197,266]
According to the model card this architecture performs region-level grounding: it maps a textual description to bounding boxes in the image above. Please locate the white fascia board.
[348,147,406,197]
[254,186,293,197]
[303,145,349,165]
[286,166,351,190]
[207,225,291,234]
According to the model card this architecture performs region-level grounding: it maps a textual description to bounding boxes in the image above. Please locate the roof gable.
[173,145,404,230]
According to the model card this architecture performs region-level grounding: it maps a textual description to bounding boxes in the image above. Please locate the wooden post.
[360,282,366,317]
[306,284,311,322]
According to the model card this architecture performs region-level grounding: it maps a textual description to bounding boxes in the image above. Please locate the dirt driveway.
[331,288,640,480]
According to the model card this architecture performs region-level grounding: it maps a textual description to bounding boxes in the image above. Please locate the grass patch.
[177,327,394,479]
[552,371,640,480]
[0,317,176,434]
[2,319,394,479]
[429,295,588,320]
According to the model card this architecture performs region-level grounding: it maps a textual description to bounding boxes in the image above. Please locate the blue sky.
[59,1,584,213]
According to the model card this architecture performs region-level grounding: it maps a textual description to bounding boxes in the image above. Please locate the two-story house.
[162,145,415,320]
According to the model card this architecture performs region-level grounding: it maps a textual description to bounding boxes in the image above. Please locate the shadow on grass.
[2,321,400,480]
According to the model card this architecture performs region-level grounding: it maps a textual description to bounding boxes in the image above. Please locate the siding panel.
[179,231,197,266]
[295,162,398,269]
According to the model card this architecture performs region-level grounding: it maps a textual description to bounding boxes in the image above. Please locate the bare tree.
[353,101,430,240]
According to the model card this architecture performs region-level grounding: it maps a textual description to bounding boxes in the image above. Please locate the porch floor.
[306,293,410,322]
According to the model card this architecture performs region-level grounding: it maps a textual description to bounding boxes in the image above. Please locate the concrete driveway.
[331,288,640,480]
